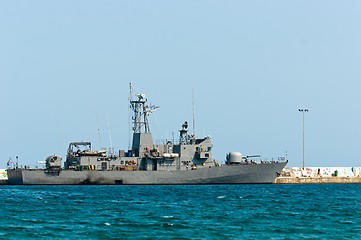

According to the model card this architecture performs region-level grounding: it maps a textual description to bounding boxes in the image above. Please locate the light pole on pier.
[298,109,308,169]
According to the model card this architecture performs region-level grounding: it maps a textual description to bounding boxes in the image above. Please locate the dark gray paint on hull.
[7,162,287,185]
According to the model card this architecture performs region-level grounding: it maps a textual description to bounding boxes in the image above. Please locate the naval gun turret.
[45,155,62,173]
[226,152,262,164]
[226,152,243,164]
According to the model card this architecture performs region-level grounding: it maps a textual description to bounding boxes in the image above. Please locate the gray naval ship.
[7,89,287,185]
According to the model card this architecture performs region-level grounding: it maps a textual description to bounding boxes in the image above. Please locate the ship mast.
[129,86,159,157]
[107,113,114,156]
[128,83,133,150]
[130,93,158,133]
[192,85,196,138]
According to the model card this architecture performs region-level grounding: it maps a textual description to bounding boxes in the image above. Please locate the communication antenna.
[96,113,102,149]
[107,113,114,155]
[192,85,196,137]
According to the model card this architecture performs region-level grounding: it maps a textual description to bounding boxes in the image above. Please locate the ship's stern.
[7,169,24,185]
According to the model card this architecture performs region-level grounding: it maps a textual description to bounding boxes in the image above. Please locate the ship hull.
[7,162,287,185]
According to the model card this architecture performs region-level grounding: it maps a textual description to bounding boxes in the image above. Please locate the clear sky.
[1,1,361,168]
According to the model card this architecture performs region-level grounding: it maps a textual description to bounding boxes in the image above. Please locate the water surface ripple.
[1,184,361,239]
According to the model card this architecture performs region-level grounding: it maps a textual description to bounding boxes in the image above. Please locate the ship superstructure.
[62,92,215,173]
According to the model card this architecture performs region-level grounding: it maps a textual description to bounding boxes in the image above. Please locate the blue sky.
[1,1,361,168]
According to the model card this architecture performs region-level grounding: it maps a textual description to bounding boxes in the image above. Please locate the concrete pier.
[0,180,8,185]
[274,176,361,184]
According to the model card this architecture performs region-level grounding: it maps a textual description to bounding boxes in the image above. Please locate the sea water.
[1,184,361,239]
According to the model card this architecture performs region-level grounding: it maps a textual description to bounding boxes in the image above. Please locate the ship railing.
[241,156,287,164]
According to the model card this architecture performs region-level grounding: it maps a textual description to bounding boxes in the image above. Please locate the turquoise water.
[1,184,361,239]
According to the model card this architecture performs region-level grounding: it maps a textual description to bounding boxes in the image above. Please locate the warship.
[7,87,287,185]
